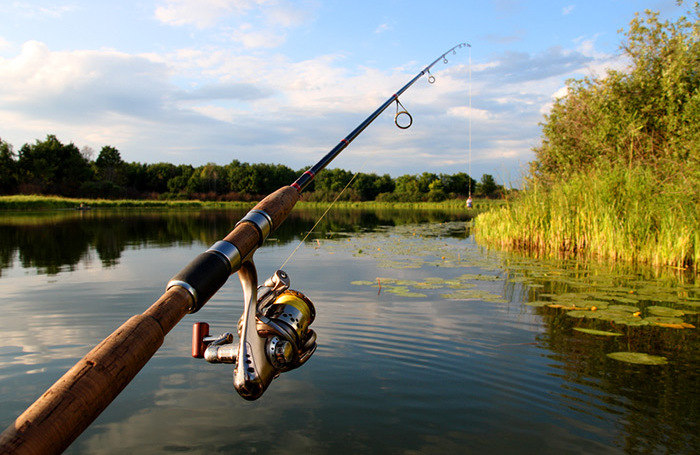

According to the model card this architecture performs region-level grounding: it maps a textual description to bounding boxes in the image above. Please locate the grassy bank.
[0,194,499,212]
[0,195,250,210]
[473,166,700,272]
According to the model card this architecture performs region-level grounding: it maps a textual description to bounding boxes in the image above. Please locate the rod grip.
[168,251,232,313]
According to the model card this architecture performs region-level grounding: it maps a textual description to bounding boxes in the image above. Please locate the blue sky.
[0,0,685,185]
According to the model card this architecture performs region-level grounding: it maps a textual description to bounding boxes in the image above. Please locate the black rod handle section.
[167,251,231,313]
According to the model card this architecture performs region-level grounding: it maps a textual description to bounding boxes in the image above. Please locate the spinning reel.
[191,263,317,400]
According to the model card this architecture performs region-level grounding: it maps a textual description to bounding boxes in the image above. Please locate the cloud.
[0,36,10,51]
[155,0,312,33]
[154,0,255,28]
[475,46,593,84]
[9,2,78,20]
[0,18,623,185]
[0,41,170,121]
[375,23,392,34]
[563,5,575,15]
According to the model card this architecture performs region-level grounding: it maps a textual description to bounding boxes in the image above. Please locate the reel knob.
[268,336,294,369]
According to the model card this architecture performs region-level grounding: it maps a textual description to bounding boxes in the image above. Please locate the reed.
[474,165,700,272]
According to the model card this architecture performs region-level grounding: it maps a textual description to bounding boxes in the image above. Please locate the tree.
[0,138,18,194]
[442,172,474,197]
[427,179,447,201]
[17,135,92,196]
[394,175,421,201]
[145,162,178,194]
[532,5,700,184]
[95,146,126,186]
[477,174,498,197]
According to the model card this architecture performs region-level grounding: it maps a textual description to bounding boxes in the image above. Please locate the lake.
[1,208,698,454]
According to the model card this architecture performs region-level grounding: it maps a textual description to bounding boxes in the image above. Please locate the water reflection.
[0,211,698,454]
[0,208,471,276]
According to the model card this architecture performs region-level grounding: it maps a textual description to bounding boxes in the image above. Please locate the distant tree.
[0,138,18,194]
[95,146,126,186]
[314,168,353,193]
[477,174,498,197]
[427,179,447,201]
[187,163,227,195]
[442,172,474,197]
[145,162,178,194]
[167,164,194,194]
[17,135,92,196]
[124,162,148,194]
[416,172,439,194]
[394,174,421,201]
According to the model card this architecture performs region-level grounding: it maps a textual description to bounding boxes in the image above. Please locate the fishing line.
[279,157,370,271]
[468,44,472,197]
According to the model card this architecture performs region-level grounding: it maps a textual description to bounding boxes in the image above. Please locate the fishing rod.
[0,42,469,455]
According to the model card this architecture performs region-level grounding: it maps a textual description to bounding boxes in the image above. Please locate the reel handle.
[192,322,210,358]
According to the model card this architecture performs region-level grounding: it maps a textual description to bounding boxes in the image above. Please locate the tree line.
[0,135,505,202]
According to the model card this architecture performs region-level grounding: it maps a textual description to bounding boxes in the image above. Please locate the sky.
[0,0,686,185]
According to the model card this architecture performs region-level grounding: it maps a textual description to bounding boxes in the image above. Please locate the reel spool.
[192,269,317,400]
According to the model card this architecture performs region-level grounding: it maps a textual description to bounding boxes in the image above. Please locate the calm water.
[0,208,698,454]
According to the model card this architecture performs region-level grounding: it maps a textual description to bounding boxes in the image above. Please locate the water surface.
[0,208,698,454]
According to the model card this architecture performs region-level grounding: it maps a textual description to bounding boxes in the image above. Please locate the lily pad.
[644,316,686,325]
[646,306,685,317]
[607,304,640,313]
[574,328,623,337]
[567,310,603,319]
[606,352,668,365]
[351,280,377,286]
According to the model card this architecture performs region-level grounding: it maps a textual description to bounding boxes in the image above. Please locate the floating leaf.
[655,322,696,329]
[607,352,668,365]
[567,310,602,319]
[646,306,685,317]
[607,304,640,313]
[644,316,686,326]
[385,286,426,298]
[574,328,623,337]
[523,301,550,307]
[351,280,377,286]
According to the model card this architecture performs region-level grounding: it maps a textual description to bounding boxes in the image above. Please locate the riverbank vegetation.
[0,136,506,203]
[0,194,500,213]
[475,5,700,272]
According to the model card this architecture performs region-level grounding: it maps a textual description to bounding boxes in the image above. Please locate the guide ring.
[394,110,413,129]
[428,73,436,84]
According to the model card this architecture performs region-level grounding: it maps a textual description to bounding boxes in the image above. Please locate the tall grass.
[474,165,700,272]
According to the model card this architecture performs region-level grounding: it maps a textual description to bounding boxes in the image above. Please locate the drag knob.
[268,336,294,369]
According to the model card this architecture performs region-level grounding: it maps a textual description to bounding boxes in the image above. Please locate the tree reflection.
[0,208,471,275]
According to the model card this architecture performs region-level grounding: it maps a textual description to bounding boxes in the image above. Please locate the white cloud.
[155,0,317,49]
[0,36,11,51]
[9,2,78,20]
[375,23,391,34]
[155,0,315,30]
[154,0,255,28]
[563,5,575,15]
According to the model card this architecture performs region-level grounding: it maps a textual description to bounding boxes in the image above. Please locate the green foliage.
[475,165,700,271]
[532,7,700,184]
[0,139,17,193]
[479,6,700,272]
[17,135,93,196]
[1,139,502,201]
